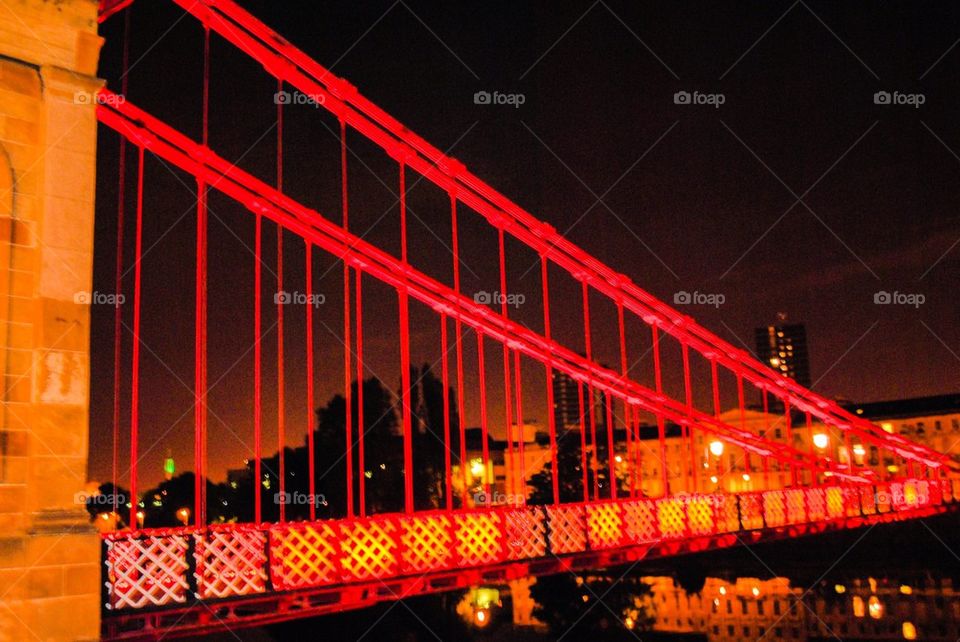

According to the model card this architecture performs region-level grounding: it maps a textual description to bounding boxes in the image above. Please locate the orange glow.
[853,596,865,618]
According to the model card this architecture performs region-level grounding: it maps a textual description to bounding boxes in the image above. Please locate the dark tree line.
[88,364,460,527]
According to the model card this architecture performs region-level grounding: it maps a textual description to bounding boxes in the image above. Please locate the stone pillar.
[0,1,103,640]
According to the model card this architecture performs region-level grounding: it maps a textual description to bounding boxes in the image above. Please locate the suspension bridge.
[31,0,960,639]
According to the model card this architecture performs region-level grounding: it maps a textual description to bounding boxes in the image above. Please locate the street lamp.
[709,440,724,457]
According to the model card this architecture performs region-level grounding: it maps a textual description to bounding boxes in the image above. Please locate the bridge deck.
[101,478,955,640]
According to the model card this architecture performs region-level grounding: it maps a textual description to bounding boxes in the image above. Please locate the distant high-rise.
[551,370,607,432]
[755,318,811,388]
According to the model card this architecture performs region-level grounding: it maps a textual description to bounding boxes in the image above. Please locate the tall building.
[755,319,811,388]
[551,370,607,433]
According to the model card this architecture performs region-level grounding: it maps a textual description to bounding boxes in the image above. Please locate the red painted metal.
[94,3,960,638]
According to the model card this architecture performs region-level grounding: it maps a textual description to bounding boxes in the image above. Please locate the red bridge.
[94,1,959,639]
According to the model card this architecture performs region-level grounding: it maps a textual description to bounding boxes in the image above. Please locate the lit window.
[902,621,917,640]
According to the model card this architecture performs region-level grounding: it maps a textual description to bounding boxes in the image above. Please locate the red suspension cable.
[441,314,452,511]
[340,119,353,518]
[477,331,490,501]
[451,195,468,507]
[111,7,130,520]
[541,256,559,505]
[305,241,316,520]
[398,162,413,514]
[355,269,365,516]
[276,78,285,523]
[128,145,144,530]
[254,213,262,523]
[514,349,526,505]
[194,25,211,528]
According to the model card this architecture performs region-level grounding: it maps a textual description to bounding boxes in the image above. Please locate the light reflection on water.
[637,573,959,641]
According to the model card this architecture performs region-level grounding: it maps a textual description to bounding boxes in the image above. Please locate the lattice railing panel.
[455,512,503,566]
[194,528,267,599]
[824,487,844,519]
[805,488,826,522]
[399,514,454,573]
[269,522,339,590]
[929,480,943,506]
[785,489,806,524]
[890,482,906,510]
[503,507,547,560]
[717,494,740,533]
[876,484,892,513]
[910,480,925,506]
[105,534,190,609]
[586,503,624,549]
[739,494,764,530]
[656,498,686,539]
[842,487,861,517]
[686,496,715,536]
[339,517,399,581]
[546,505,587,554]
[763,491,786,527]
[622,499,658,543]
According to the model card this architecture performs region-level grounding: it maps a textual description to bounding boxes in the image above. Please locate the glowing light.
[887,465,900,474]
[868,595,883,619]
[742,473,751,481]
[881,422,894,433]
[718,586,727,595]
[813,433,829,449]
[853,444,866,458]
[713,598,720,606]
[709,440,724,457]
[751,586,760,597]
[834,584,846,594]
[624,616,635,630]
[614,455,623,463]
[899,585,912,595]
[176,507,190,526]
[474,608,490,628]
[709,475,718,484]
[902,621,917,640]
[853,595,865,617]
[769,357,781,367]
[470,458,485,478]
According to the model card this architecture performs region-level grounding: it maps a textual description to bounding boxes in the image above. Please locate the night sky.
[90,1,960,487]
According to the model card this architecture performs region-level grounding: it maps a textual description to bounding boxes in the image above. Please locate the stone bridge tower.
[0,0,103,640]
